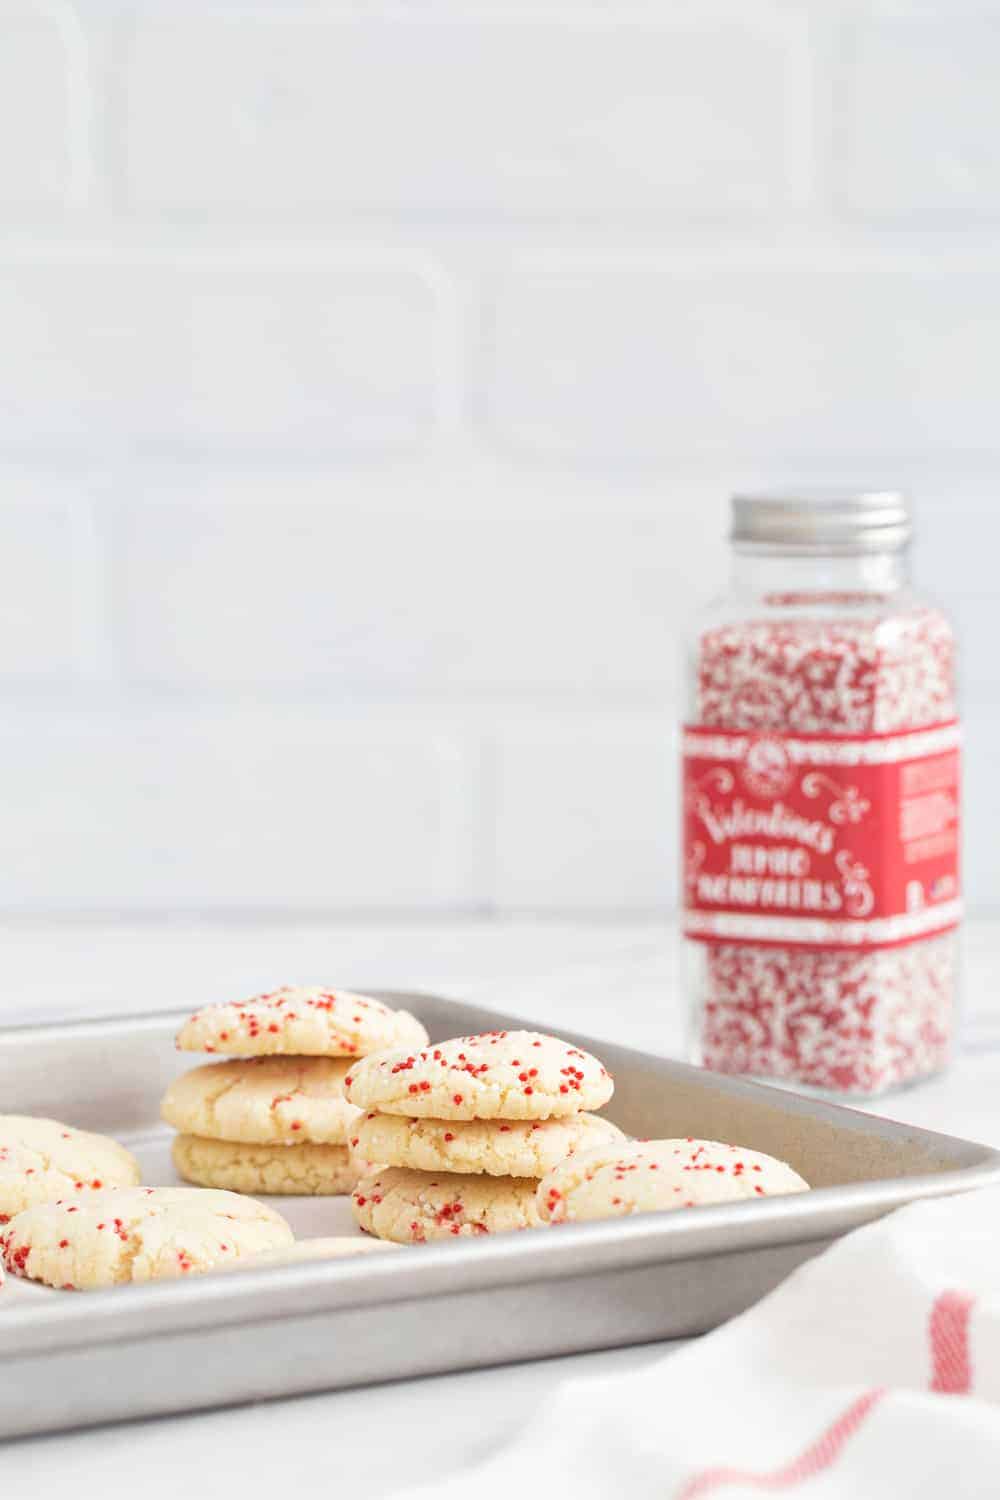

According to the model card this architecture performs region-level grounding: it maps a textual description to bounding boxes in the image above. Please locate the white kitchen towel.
[393,1188,1000,1499]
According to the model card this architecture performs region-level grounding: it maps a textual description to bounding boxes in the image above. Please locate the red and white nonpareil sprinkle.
[686,602,959,1095]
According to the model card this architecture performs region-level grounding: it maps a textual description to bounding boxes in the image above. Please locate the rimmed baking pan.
[1,990,997,1439]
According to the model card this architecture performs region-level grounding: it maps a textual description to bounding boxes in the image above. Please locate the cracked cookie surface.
[351,1166,542,1242]
[162,1056,360,1145]
[537,1139,810,1223]
[343,1030,613,1121]
[176,987,428,1059]
[0,1185,292,1289]
[353,1109,624,1178]
[0,1115,141,1223]
[172,1134,360,1195]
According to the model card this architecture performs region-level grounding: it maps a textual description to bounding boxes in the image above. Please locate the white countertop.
[3,918,998,1498]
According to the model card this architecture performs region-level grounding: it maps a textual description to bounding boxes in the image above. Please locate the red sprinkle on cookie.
[343,1031,613,1121]
[536,1139,809,1223]
[351,1166,542,1243]
[175,988,428,1060]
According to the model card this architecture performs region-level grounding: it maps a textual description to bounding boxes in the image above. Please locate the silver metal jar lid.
[730,491,912,554]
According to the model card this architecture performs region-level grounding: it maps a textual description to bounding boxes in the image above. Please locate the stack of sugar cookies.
[162,986,428,1197]
[345,1029,621,1242]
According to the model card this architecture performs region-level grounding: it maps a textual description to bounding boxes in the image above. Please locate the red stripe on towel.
[929,1289,975,1395]
[675,1388,884,1498]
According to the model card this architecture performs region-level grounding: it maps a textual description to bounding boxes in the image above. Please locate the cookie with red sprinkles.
[343,1030,614,1121]
[172,1134,360,1196]
[0,1115,141,1224]
[351,1166,542,1243]
[0,1185,292,1290]
[354,1109,625,1179]
[536,1139,809,1224]
[175,987,428,1059]
[161,1056,360,1146]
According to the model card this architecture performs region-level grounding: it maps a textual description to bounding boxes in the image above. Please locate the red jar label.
[683,722,961,950]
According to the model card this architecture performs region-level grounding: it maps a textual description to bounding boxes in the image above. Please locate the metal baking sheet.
[1,990,998,1440]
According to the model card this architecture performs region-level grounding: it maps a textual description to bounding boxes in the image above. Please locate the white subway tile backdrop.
[0,6,85,211]
[0,1,995,915]
[122,13,802,223]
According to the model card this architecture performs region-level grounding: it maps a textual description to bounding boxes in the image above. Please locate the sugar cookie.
[0,1186,292,1290]
[353,1109,625,1178]
[351,1166,542,1242]
[0,1115,141,1224]
[162,1056,359,1145]
[172,1135,359,1195]
[176,987,428,1059]
[344,1030,613,1121]
[537,1139,810,1223]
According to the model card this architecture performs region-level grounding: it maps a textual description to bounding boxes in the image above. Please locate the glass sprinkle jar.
[682,492,960,1097]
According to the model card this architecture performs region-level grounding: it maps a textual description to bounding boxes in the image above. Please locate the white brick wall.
[486,265,1000,460]
[0,5,87,210]
[839,14,1000,225]
[112,467,723,697]
[0,707,474,911]
[122,11,801,222]
[0,1,996,915]
[494,717,675,913]
[0,253,444,449]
